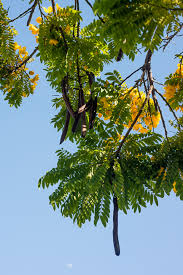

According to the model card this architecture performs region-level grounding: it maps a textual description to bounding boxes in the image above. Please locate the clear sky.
[1,1,183,275]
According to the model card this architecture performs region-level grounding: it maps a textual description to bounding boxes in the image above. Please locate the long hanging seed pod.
[72,89,81,133]
[89,96,97,129]
[60,110,70,144]
[113,196,120,256]
[61,77,76,118]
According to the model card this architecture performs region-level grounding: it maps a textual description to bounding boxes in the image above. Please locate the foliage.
[93,0,183,59]
[1,0,183,255]
[0,0,39,107]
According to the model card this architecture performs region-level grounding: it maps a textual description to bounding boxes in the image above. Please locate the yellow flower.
[49,39,59,46]
[175,63,183,76]
[21,50,28,60]
[100,97,109,108]
[31,82,38,91]
[151,113,161,128]
[36,17,42,24]
[63,25,70,34]
[18,46,27,58]
[144,116,151,126]
[104,80,109,88]
[103,116,111,121]
[30,74,39,83]
[164,85,176,100]
[115,119,119,125]
[43,6,53,13]
[29,24,39,35]
[29,71,34,75]
[157,167,165,178]
[139,128,148,134]
[35,36,39,43]
[56,3,62,11]
[14,42,20,50]
[22,92,27,97]
[133,124,141,131]
[98,113,102,118]
[173,182,177,193]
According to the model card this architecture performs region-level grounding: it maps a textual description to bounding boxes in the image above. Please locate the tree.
[1,0,183,256]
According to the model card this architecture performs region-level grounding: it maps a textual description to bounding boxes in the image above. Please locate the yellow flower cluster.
[30,73,39,91]
[125,89,161,133]
[4,42,40,95]
[98,96,113,120]
[29,23,39,43]
[36,17,42,24]
[42,3,69,17]
[29,5,71,46]
[164,85,176,101]
[49,39,59,46]
[43,6,53,13]
[29,24,39,35]
[164,63,183,112]
[14,42,28,59]
[97,86,160,133]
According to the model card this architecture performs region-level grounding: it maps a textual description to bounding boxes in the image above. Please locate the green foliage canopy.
[1,0,183,255]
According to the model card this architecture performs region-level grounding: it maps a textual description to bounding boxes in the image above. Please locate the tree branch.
[51,0,56,15]
[115,85,153,157]
[115,49,154,157]
[10,46,38,74]
[162,23,183,50]
[120,66,144,85]
[9,7,32,23]
[156,101,169,141]
[27,0,38,26]
[84,0,105,23]
[155,89,181,130]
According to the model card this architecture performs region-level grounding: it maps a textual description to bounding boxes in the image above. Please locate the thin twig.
[115,85,153,157]
[162,23,183,50]
[38,1,46,18]
[155,89,181,130]
[120,66,144,85]
[115,49,154,157]
[9,7,32,23]
[11,46,38,73]
[51,0,56,15]
[27,0,38,26]
[153,80,165,86]
[84,0,105,23]
[156,101,169,141]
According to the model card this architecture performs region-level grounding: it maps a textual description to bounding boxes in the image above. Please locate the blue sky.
[1,1,183,274]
